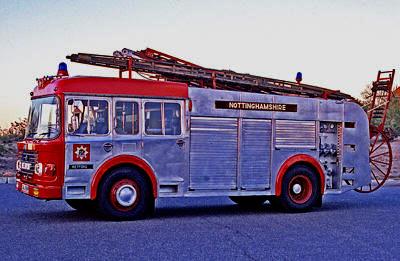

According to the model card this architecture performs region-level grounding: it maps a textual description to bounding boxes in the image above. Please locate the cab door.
[141,99,188,191]
[112,98,142,159]
[64,96,113,199]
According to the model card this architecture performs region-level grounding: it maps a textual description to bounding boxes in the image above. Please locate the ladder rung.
[372,87,389,92]
[374,81,389,85]
[380,70,395,74]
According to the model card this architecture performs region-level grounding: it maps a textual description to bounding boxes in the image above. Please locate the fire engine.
[15,48,394,220]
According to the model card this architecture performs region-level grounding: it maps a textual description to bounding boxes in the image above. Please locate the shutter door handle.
[176,139,185,147]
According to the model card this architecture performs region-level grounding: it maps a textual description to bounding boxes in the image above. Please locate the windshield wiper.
[38,126,59,137]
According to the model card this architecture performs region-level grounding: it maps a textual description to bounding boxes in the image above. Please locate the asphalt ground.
[1,184,400,260]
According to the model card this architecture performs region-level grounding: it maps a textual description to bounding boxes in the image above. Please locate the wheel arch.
[90,155,158,200]
[275,154,325,196]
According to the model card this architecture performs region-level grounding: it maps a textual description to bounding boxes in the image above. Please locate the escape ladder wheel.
[354,126,393,193]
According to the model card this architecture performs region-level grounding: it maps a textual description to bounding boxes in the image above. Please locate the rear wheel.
[229,196,268,207]
[279,165,320,212]
[97,167,153,220]
[65,199,97,212]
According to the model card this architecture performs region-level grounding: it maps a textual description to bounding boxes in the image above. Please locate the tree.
[386,95,400,134]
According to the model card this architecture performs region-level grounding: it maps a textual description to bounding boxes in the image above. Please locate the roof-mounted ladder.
[66,48,354,101]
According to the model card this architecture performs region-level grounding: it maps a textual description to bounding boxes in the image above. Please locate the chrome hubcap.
[292,184,302,194]
[116,184,137,207]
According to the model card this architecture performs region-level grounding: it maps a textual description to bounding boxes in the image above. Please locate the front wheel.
[279,165,320,212]
[97,167,154,220]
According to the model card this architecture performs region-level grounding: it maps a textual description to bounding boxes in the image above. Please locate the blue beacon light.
[57,62,69,76]
[296,72,302,84]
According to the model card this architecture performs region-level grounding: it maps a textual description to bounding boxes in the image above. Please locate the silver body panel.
[342,102,371,188]
[239,119,271,190]
[275,120,316,149]
[63,87,371,199]
[189,117,238,190]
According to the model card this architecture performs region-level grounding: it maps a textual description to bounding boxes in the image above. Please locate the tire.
[97,167,154,220]
[65,199,97,212]
[229,196,268,208]
[279,165,320,212]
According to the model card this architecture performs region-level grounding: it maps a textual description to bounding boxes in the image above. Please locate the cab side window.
[144,102,181,136]
[115,101,139,135]
[67,99,109,135]
[144,102,162,135]
[164,103,181,135]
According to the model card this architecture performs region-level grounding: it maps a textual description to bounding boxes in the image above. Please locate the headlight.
[16,160,21,171]
[34,163,43,176]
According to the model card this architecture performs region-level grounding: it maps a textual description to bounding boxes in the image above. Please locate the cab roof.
[32,76,188,99]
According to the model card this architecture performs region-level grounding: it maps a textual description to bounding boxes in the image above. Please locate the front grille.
[18,150,38,175]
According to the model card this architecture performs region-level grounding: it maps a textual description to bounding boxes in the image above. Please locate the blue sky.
[0,0,399,127]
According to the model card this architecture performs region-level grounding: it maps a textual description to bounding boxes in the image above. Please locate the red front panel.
[16,94,65,200]
[16,139,65,199]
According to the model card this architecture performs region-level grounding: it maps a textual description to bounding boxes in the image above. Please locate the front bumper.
[16,179,62,200]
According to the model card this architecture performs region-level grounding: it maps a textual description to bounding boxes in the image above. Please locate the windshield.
[25,96,61,139]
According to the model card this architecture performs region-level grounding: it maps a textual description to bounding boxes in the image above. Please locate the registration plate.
[21,184,29,194]
[21,162,31,170]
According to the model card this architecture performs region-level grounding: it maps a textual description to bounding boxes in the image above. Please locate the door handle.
[103,142,113,152]
[176,139,185,147]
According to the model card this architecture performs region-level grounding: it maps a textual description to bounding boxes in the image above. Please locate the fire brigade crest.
[73,144,91,161]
